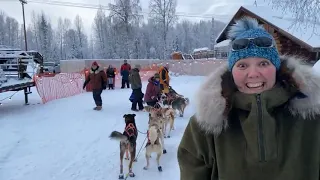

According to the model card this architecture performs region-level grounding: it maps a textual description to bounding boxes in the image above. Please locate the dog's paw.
[167,135,170,138]
[143,166,148,170]
[129,172,135,177]
[179,114,183,117]
[119,174,124,179]
[158,166,163,172]
[163,149,167,154]
[134,159,137,162]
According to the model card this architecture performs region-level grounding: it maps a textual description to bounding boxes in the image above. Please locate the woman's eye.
[237,64,246,69]
[260,61,270,66]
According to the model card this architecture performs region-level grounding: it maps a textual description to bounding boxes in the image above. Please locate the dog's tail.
[109,131,128,142]
[185,98,190,105]
[148,126,158,145]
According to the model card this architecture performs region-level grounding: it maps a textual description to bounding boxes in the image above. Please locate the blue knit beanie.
[227,16,281,71]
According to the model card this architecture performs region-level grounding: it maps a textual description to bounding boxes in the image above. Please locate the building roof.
[215,5,320,51]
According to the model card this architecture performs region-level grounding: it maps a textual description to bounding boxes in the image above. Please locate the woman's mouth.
[246,82,264,89]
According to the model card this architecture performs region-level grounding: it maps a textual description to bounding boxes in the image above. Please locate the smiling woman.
[232,57,276,94]
[178,16,320,180]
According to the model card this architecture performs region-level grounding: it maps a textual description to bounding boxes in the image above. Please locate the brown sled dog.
[145,105,176,137]
[109,114,138,179]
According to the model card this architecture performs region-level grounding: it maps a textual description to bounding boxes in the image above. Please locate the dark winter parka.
[106,67,116,78]
[178,56,320,180]
[144,77,161,102]
[83,66,108,90]
[129,68,142,90]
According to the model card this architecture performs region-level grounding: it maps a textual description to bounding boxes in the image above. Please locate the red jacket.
[120,64,131,71]
[144,77,161,102]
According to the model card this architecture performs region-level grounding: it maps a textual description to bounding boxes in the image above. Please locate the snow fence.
[35,59,227,103]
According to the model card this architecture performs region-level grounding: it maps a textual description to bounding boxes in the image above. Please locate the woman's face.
[232,57,276,94]
[92,65,97,69]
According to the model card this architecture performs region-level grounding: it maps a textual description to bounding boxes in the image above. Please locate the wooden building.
[216,6,320,62]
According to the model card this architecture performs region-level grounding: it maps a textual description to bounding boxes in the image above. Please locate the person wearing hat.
[158,63,170,94]
[144,73,161,108]
[178,16,320,180]
[120,59,131,89]
[128,64,144,111]
[83,61,108,110]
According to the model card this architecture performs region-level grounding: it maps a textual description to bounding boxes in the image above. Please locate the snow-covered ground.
[0,75,204,180]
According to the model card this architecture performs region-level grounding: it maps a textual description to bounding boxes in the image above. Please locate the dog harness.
[125,123,136,137]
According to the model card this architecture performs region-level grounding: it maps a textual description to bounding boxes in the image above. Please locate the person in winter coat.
[144,73,161,108]
[129,64,144,111]
[120,60,131,89]
[178,16,320,180]
[159,64,170,94]
[83,61,108,110]
[106,65,116,90]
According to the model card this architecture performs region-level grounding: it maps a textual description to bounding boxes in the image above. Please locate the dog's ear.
[123,114,127,118]
[132,114,136,117]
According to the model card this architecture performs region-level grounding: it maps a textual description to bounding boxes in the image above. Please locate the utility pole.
[19,0,28,51]
[210,17,215,50]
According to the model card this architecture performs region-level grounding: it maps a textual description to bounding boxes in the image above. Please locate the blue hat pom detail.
[227,16,281,70]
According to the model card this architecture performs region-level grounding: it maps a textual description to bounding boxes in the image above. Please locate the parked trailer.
[0,45,42,105]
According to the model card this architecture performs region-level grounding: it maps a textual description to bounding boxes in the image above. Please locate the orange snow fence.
[34,72,85,104]
[33,60,228,103]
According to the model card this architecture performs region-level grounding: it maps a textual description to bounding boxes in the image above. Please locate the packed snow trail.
[0,75,204,180]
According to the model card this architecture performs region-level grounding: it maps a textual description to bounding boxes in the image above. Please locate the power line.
[26,0,230,19]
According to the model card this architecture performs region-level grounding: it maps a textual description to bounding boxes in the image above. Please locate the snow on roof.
[216,5,320,49]
[313,60,320,75]
[243,5,320,48]
[193,47,209,53]
[214,39,231,48]
[0,50,33,59]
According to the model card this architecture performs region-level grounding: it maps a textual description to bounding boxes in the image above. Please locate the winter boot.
[96,106,102,110]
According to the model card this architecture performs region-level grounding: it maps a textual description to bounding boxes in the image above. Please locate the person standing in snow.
[83,61,108,111]
[106,65,116,90]
[159,64,170,94]
[178,16,320,180]
[120,60,131,89]
[144,73,161,108]
[129,64,144,111]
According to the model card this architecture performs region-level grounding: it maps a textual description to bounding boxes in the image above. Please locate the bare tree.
[108,0,142,58]
[74,15,85,58]
[149,0,177,59]
[268,0,320,35]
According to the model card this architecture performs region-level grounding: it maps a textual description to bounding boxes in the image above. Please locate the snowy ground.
[0,75,204,180]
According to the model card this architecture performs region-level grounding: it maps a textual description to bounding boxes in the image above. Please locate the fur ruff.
[195,55,320,135]
[90,66,103,74]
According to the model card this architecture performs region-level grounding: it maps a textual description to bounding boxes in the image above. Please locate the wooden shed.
[216,6,320,61]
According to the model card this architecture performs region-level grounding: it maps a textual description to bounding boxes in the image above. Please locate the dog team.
[109,88,189,179]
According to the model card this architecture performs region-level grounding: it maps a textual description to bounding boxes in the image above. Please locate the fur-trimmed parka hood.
[195,56,320,135]
[90,66,104,74]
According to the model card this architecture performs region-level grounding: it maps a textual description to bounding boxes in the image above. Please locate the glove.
[151,96,155,100]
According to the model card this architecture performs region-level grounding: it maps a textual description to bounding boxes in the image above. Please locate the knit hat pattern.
[227,16,281,70]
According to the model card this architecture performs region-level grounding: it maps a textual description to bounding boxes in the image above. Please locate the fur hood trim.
[90,66,104,74]
[195,56,320,135]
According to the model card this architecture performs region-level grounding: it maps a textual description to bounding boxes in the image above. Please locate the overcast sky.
[0,0,267,34]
